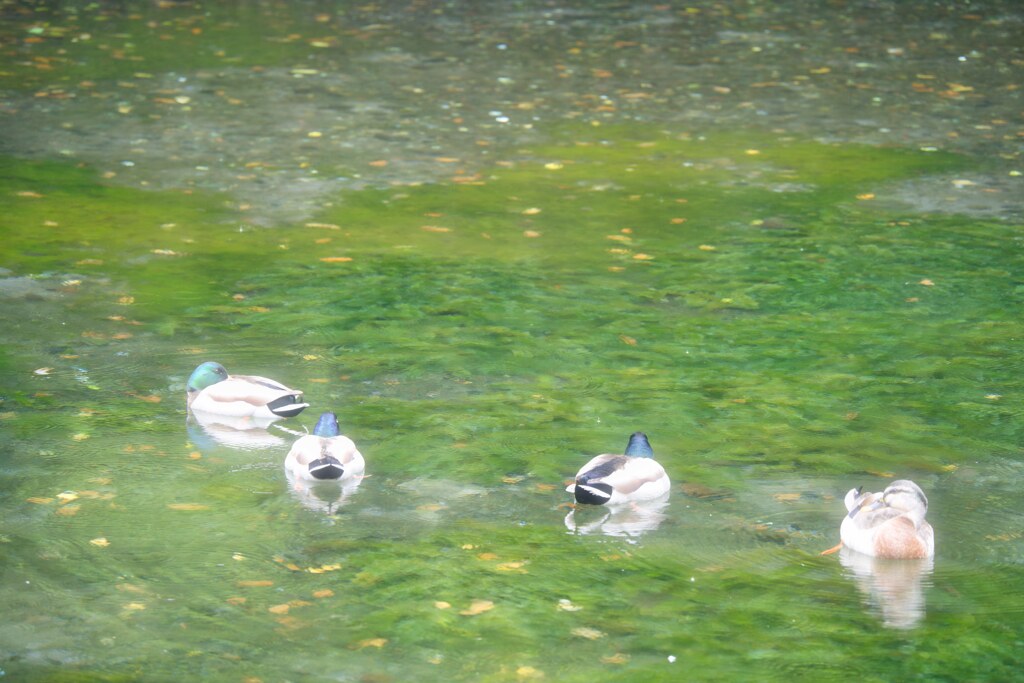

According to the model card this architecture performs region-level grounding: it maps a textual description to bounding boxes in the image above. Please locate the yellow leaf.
[523,230,542,238]
[521,207,542,215]
[55,505,80,516]
[236,580,273,587]
[619,335,637,346]
[26,497,54,505]
[123,602,146,611]
[305,222,340,230]
[459,599,494,616]
[632,253,654,260]
[90,537,110,547]
[516,666,544,679]
[320,256,353,263]
[167,503,210,511]
[355,638,388,649]
[421,225,452,233]
[313,589,334,599]
[268,604,290,614]
[496,561,528,573]
[57,491,79,503]
[602,653,630,665]
[772,493,801,502]
[477,552,499,561]
[856,193,875,200]
[434,601,452,609]
[571,626,606,640]
[919,278,935,286]
[698,244,717,251]
[226,597,247,606]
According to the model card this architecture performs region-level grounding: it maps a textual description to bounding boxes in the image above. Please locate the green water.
[2,1,1024,681]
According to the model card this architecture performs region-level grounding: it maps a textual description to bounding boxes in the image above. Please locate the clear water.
[1,2,1023,681]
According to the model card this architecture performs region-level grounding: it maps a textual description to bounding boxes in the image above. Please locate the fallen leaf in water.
[355,638,388,649]
[34,367,53,376]
[27,497,53,505]
[57,491,79,503]
[670,217,687,224]
[557,599,583,612]
[369,160,388,167]
[17,191,44,198]
[460,600,494,616]
[698,244,717,251]
[421,225,452,233]
[226,597,247,606]
[56,505,80,516]
[477,552,499,561]
[167,503,210,511]
[313,589,334,599]
[523,230,542,238]
[919,278,935,286]
[571,626,606,640]
[90,537,110,547]
[602,653,630,665]
[856,193,875,200]
[123,602,146,611]
[866,469,895,479]
[320,257,353,263]
[619,335,637,346]
[236,580,273,587]
[72,433,90,442]
[521,207,542,215]
[130,393,162,403]
[434,601,452,609]
[306,222,340,230]
[516,666,544,679]
[633,253,653,260]
[773,493,801,502]
[496,561,528,573]
[268,604,290,615]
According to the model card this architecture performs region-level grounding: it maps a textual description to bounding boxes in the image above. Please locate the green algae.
[1,123,1023,682]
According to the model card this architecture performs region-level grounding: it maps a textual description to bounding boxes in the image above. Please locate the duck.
[285,412,365,483]
[839,479,934,559]
[186,361,308,419]
[566,431,670,506]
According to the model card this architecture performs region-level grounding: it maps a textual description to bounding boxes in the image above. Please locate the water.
[1,1,1023,681]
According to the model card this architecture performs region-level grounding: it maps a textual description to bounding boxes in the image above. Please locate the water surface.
[1,1,1023,681]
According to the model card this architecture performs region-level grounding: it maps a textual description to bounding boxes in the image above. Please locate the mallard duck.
[186,361,308,419]
[566,432,670,506]
[840,479,934,559]
[285,412,365,483]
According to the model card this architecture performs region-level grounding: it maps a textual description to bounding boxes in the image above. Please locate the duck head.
[625,431,654,458]
[187,361,229,392]
[313,412,341,438]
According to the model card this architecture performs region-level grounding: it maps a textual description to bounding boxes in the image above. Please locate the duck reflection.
[839,545,933,630]
[286,471,363,515]
[187,409,292,451]
[564,494,669,539]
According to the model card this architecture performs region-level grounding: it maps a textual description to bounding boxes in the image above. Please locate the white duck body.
[285,412,365,484]
[186,361,308,419]
[840,479,934,559]
[566,432,670,506]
